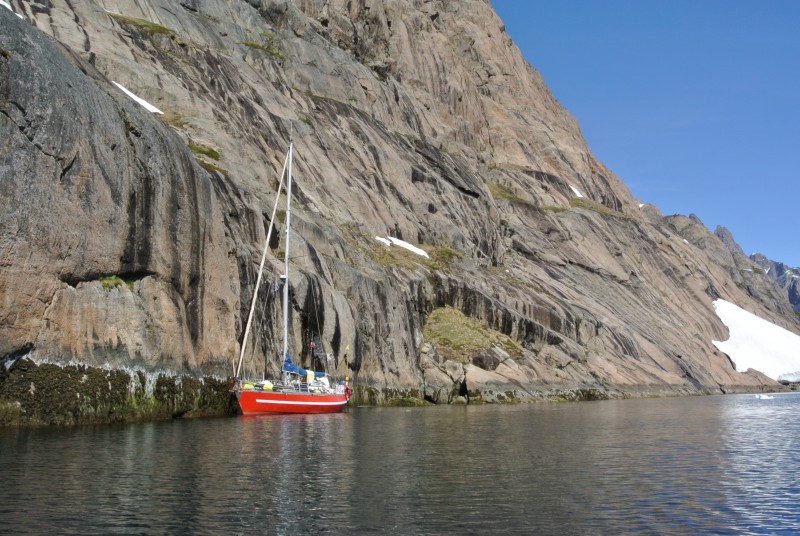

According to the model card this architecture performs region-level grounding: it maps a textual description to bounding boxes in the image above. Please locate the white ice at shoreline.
[712,298,800,381]
[375,236,429,258]
[112,81,164,114]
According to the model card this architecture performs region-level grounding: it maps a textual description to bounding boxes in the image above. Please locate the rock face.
[1,0,798,412]
[0,6,238,377]
[750,254,800,313]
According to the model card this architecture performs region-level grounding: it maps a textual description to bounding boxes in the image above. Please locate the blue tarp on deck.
[282,352,326,378]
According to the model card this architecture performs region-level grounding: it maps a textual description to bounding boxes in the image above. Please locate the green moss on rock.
[488,181,531,205]
[99,274,134,291]
[569,198,631,220]
[423,306,521,363]
[110,14,175,38]
[0,358,235,427]
[188,143,220,160]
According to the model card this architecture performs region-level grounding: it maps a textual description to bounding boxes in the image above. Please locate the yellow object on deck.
[243,383,255,390]
[262,381,273,391]
[306,370,314,384]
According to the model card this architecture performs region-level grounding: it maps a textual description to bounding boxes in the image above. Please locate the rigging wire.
[235,148,289,380]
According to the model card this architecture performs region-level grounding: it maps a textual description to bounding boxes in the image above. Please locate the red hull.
[237,389,349,415]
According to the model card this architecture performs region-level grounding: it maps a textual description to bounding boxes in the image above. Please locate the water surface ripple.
[1,393,798,534]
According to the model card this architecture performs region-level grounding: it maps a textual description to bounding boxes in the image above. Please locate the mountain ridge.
[749,253,800,313]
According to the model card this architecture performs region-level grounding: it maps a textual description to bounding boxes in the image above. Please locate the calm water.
[1,393,798,534]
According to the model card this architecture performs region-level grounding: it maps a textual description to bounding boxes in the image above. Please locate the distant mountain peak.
[750,253,800,312]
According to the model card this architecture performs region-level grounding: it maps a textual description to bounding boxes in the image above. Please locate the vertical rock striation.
[1,6,237,375]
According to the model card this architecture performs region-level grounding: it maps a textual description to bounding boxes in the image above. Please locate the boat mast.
[282,142,293,362]
[235,149,289,380]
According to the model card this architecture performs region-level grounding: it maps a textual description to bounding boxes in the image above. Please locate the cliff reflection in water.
[1,394,798,534]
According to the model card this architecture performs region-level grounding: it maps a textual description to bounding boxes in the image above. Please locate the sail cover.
[282,352,326,378]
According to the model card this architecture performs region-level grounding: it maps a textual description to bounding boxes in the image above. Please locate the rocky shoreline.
[0,358,234,426]
[1,358,789,427]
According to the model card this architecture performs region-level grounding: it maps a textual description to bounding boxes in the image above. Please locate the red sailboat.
[236,353,351,415]
[234,141,351,415]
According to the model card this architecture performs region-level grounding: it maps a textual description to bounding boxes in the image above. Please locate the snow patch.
[375,236,429,258]
[1,0,24,18]
[638,203,645,209]
[711,299,800,380]
[388,237,429,258]
[568,184,584,198]
[112,81,164,114]
[683,239,689,244]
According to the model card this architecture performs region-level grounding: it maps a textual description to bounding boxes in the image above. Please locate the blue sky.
[490,1,799,267]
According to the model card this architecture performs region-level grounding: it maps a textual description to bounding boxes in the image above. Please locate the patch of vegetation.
[334,223,365,267]
[110,13,175,38]
[423,306,521,363]
[243,36,284,59]
[244,40,264,50]
[393,130,420,142]
[313,92,344,106]
[428,245,462,272]
[338,224,460,273]
[488,181,531,205]
[0,47,10,59]
[0,400,22,423]
[188,143,220,160]
[538,204,568,213]
[438,144,460,157]
[367,240,424,271]
[299,115,312,126]
[198,160,228,177]
[385,397,432,407]
[190,11,220,24]
[0,358,234,426]
[524,280,553,296]
[298,90,359,109]
[99,274,134,292]
[261,32,283,55]
[160,110,189,129]
[569,198,631,220]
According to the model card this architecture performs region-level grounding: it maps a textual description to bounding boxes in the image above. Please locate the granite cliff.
[2,0,798,423]
[750,254,800,313]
